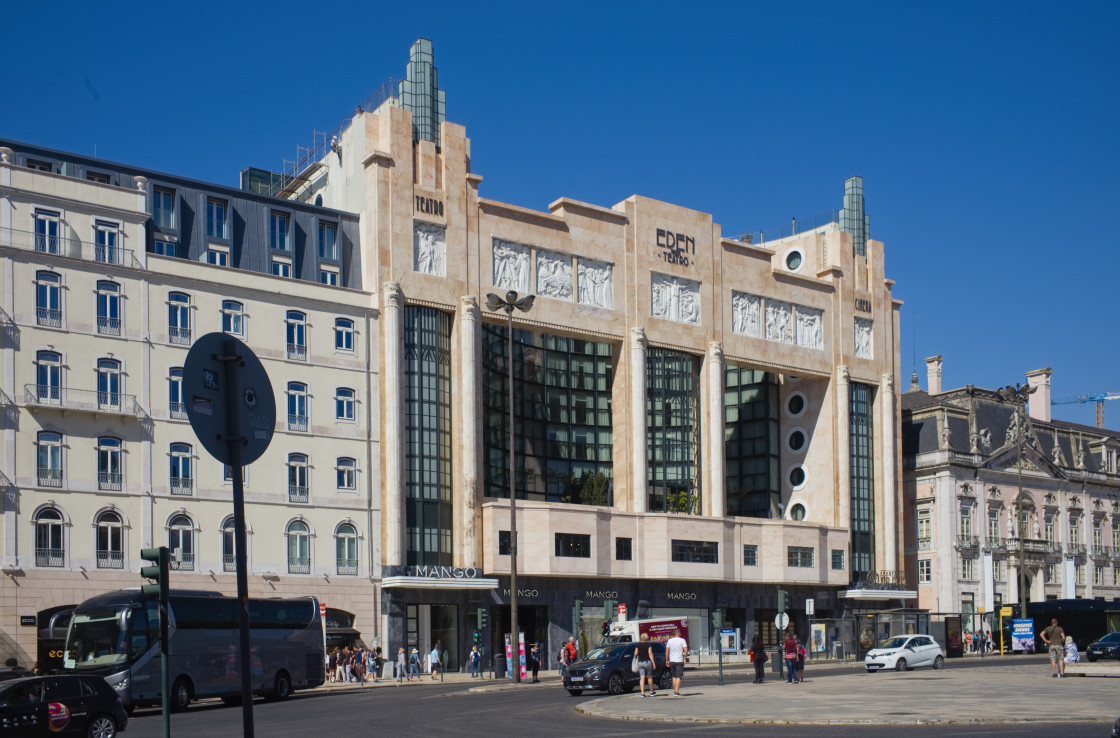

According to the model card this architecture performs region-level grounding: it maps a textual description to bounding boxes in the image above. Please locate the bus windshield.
[65,606,131,670]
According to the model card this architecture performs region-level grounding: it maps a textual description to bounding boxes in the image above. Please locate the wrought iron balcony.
[169,402,187,420]
[37,467,62,488]
[288,485,309,503]
[170,553,195,571]
[1067,543,1087,556]
[287,557,310,574]
[24,384,143,418]
[35,547,64,567]
[1,227,143,269]
[286,343,307,361]
[169,476,193,496]
[98,472,122,491]
[168,326,191,346]
[36,307,62,328]
[96,550,124,569]
[223,554,236,572]
[1092,546,1110,559]
[336,559,359,576]
[955,534,979,548]
[96,317,121,336]
[288,414,308,432]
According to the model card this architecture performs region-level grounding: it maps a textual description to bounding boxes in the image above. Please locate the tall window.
[93,221,120,265]
[95,511,124,569]
[334,318,355,352]
[36,351,62,404]
[1070,517,1081,546]
[168,292,191,345]
[270,212,289,250]
[960,507,973,539]
[286,521,311,574]
[1093,519,1104,552]
[168,514,195,570]
[917,509,931,548]
[335,388,356,421]
[169,443,192,495]
[336,457,357,490]
[168,367,185,419]
[1046,514,1055,544]
[34,508,65,567]
[724,366,778,517]
[97,437,122,491]
[35,271,62,327]
[286,311,307,361]
[988,508,1000,542]
[648,349,699,513]
[335,523,358,575]
[318,222,337,259]
[206,198,227,238]
[36,431,62,487]
[221,517,236,572]
[918,559,932,584]
[221,300,244,336]
[35,209,60,254]
[961,557,974,580]
[97,358,122,411]
[1113,521,1119,551]
[404,307,452,566]
[153,188,175,229]
[288,453,309,503]
[850,382,875,582]
[287,382,308,432]
[96,281,121,336]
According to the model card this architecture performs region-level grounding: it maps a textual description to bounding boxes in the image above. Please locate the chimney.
[1025,367,1052,423]
[925,355,944,394]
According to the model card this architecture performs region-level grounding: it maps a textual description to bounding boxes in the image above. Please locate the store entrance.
[494,605,549,670]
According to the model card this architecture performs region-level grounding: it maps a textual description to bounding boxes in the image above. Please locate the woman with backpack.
[408,648,421,681]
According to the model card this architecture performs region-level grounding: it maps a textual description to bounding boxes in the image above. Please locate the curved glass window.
[34,508,65,567]
[335,523,358,575]
[168,514,195,570]
[36,271,62,327]
[286,521,310,574]
[95,511,123,568]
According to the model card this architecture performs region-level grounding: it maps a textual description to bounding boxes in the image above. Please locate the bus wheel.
[170,677,192,711]
[270,670,292,701]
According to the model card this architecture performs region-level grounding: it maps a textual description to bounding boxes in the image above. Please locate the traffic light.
[601,621,610,637]
[476,607,488,629]
[140,547,169,602]
[777,588,787,614]
[473,630,481,644]
[572,599,583,629]
[711,609,723,630]
[603,599,616,621]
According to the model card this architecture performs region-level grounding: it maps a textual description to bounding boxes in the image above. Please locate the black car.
[1085,632,1120,662]
[0,674,127,737]
[563,642,673,696]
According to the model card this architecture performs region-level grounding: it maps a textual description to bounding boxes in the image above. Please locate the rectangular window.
[271,212,289,250]
[206,198,227,239]
[1113,522,1120,551]
[831,549,845,570]
[723,366,779,518]
[1046,563,1057,585]
[988,508,1000,542]
[319,222,337,259]
[34,209,61,254]
[961,557,974,580]
[994,559,1004,581]
[918,559,931,584]
[272,259,291,278]
[742,544,758,566]
[320,268,339,286]
[498,530,510,555]
[1070,518,1081,546]
[918,509,931,548]
[1094,565,1105,586]
[27,159,52,172]
[787,546,814,568]
[1114,567,1120,587]
[960,507,973,538]
[154,188,175,229]
[202,247,229,266]
[86,171,110,184]
[615,537,632,561]
[648,349,700,514]
[153,239,176,257]
[1046,514,1055,544]
[555,533,591,558]
[1076,564,1085,585]
[961,592,975,614]
[849,382,875,581]
[672,539,718,564]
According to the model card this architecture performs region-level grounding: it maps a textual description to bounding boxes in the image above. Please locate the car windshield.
[1097,632,1120,644]
[583,646,627,661]
[64,606,131,670]
[879,637,911,649]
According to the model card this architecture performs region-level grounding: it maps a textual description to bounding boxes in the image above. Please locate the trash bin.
[772,649,782,675]
[833,642,845,660]
[495,654,507,679]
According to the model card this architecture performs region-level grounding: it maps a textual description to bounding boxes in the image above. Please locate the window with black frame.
[724,366,779,517]
[647,349,700,513]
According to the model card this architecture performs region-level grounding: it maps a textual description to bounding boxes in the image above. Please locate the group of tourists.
[964,629,994,654]
[327,646,386,684]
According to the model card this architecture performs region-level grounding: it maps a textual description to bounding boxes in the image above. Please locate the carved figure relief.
[979,428,992,451]
[576,258,613,308]
[940,425,952,449]
[492,239,531,292]
[651,273,700,325]
[536,250,573,300]
[795,307,823,349]
[854,317,873,359]
[764,300,793,343]
[413,222,446,277]
[731,292,761,337]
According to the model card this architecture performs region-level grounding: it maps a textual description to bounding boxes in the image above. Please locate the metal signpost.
[183,334,275,738]
[774,612,789,679]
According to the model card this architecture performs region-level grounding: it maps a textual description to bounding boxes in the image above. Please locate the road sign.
[320,603,327,616]
[805,598,815,616]
[1000,606,1013,617]
[775,612,789,631]
[183,333,275,466]
[618,603,627,616]
[978,606,986,613]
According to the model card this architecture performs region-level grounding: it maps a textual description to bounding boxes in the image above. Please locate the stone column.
[459,296,480,567]
[880,372,897,572]
[835,366,851,529]
[382,283,405,568]
[631,328,648,514]
[707,342,725,518]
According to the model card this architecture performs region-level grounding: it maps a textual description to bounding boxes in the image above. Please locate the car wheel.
[894,658,907,672]
[567,689,583,696]
[270,670,292,701]
[170,677,192,711]
[87,714,117,738]
[658,670,672,690]
[607,672,625,695]
[933,655,944,670]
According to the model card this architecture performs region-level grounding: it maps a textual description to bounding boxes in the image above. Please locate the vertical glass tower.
[840,175,870,256]
[398,38,446,146]
[850,382,876,581]
[646,349,701,513]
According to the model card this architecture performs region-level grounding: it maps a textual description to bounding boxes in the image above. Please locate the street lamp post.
[486,290,535,684]
[996,383,1036,619]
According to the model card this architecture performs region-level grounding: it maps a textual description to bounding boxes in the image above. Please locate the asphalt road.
[124,661,1117,738]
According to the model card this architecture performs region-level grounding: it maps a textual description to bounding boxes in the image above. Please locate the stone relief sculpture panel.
[492,238,531,292]
[854,317,873,359]
[576,258,613,308]
[765,300,794,344]
[536,250,573,300]
[795,307,824,349]
[651,273,700,325]
[413,222,446,277]
[731,292,762,337]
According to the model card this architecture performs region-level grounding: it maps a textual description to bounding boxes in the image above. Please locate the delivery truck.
[603,617,689,645]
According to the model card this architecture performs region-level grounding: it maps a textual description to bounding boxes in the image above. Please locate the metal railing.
[170,477,193,496]
[98,472,122,491]
[36,307,62,328]
[1067,543,1086,555]
[223,554,236,572]
[170,553,195,571]
[35,547,64,567]
[736,210,840,247]
[1092,546,1110,558]
[852,570,910,589]
[956,534,979,548]
[287,557,311,575]
[288,485,309,503]
[336,559,359,576]
[169,402,187,420]
[288,414,308,432]
[168,326,191,345]
[24,384,142,417]
[1,227,142,269]
[37,467,62,487]
[286,343,307,361]
[97,317,121,336]
[96,550,124,569]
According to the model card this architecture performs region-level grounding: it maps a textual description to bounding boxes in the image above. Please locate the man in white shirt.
[665,628,689,696]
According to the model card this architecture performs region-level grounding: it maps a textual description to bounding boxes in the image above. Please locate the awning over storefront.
[382,575,499,590]
[839,587,918,600]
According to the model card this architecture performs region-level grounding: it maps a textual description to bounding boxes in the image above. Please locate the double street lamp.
[485,289,535,684]
[995,382,1036,618]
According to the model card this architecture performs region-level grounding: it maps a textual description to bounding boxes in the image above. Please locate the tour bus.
[62,590,325,710]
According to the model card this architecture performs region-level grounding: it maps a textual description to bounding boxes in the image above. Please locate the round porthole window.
[789,465,806,489]
[786,392,806,418]
[790,503,806,521]
[784,248,803,272]
[787,429,806,453]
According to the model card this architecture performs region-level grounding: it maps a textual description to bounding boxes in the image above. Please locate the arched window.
[335,523,358,575]
[285,311,307,361]
[168,514,195,571]
[35,271,62,327]
[221,517,237,572]
[35,508,65,567]
[168,292,191,345]
[221,299,244,336]
[287,382,308,431]
[336,457,357,490]
[334,318,355,352]
[97,358,122,411]
[288,453,309,503]
[36,351,61,403]
[286,520,310,574]
[170,443,192,495]
[96,281,121,335]
[95,511,124,569]
[97,437,122,491]
[335,387,356,421]
[36,431,62,487]
[168,367,185,419]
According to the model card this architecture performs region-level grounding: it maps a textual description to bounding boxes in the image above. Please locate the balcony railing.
[97,317,121,336]
[223,554,236,572]
[1,227,142,269]
[336,559,359,576]
[170,476,193,496]
[955,535,979,548]
[36,307,62,328]
[288,414,308,432]
[917,540,934,551]
[1067,543,1086,556]
[1092,546,1110,559]
[286,343,307,361]
[24,384,143,418]
[288,557,310,574]
[289,485,309,503]
[96,550,124,569]
[98,472,122,491]
[168,326,191,345]
[169,402,187,420]
[37,467,62,487]
[35,547,64,567]
[170,553,195,571]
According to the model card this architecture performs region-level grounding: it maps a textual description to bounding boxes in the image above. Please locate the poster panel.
[810,623,826,653]
[1011,619,1035,652]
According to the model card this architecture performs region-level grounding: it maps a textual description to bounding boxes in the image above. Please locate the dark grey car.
[562,642,672,696]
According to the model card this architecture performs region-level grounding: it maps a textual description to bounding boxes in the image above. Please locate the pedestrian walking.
[408,648,421,681]
[1041,618,1066,678]
[563,636,578,673]
[635,632,658,697]
[795,637,806,683]
[665,628,689,697]
[783,632,799,684]
[469,645,481,678]
[748,635,767,684]
[430,643,442,679]
[396,648,406,683]
[530,643,541,682]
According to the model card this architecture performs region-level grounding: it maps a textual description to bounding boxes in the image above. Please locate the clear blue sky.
[5,1,1118,426]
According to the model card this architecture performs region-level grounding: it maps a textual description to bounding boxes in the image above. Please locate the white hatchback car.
[864,634,945,672]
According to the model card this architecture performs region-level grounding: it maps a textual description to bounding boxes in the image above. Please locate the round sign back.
[182,333,276,466]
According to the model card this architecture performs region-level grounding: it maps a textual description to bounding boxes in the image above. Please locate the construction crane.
[1051,393,1120,429]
